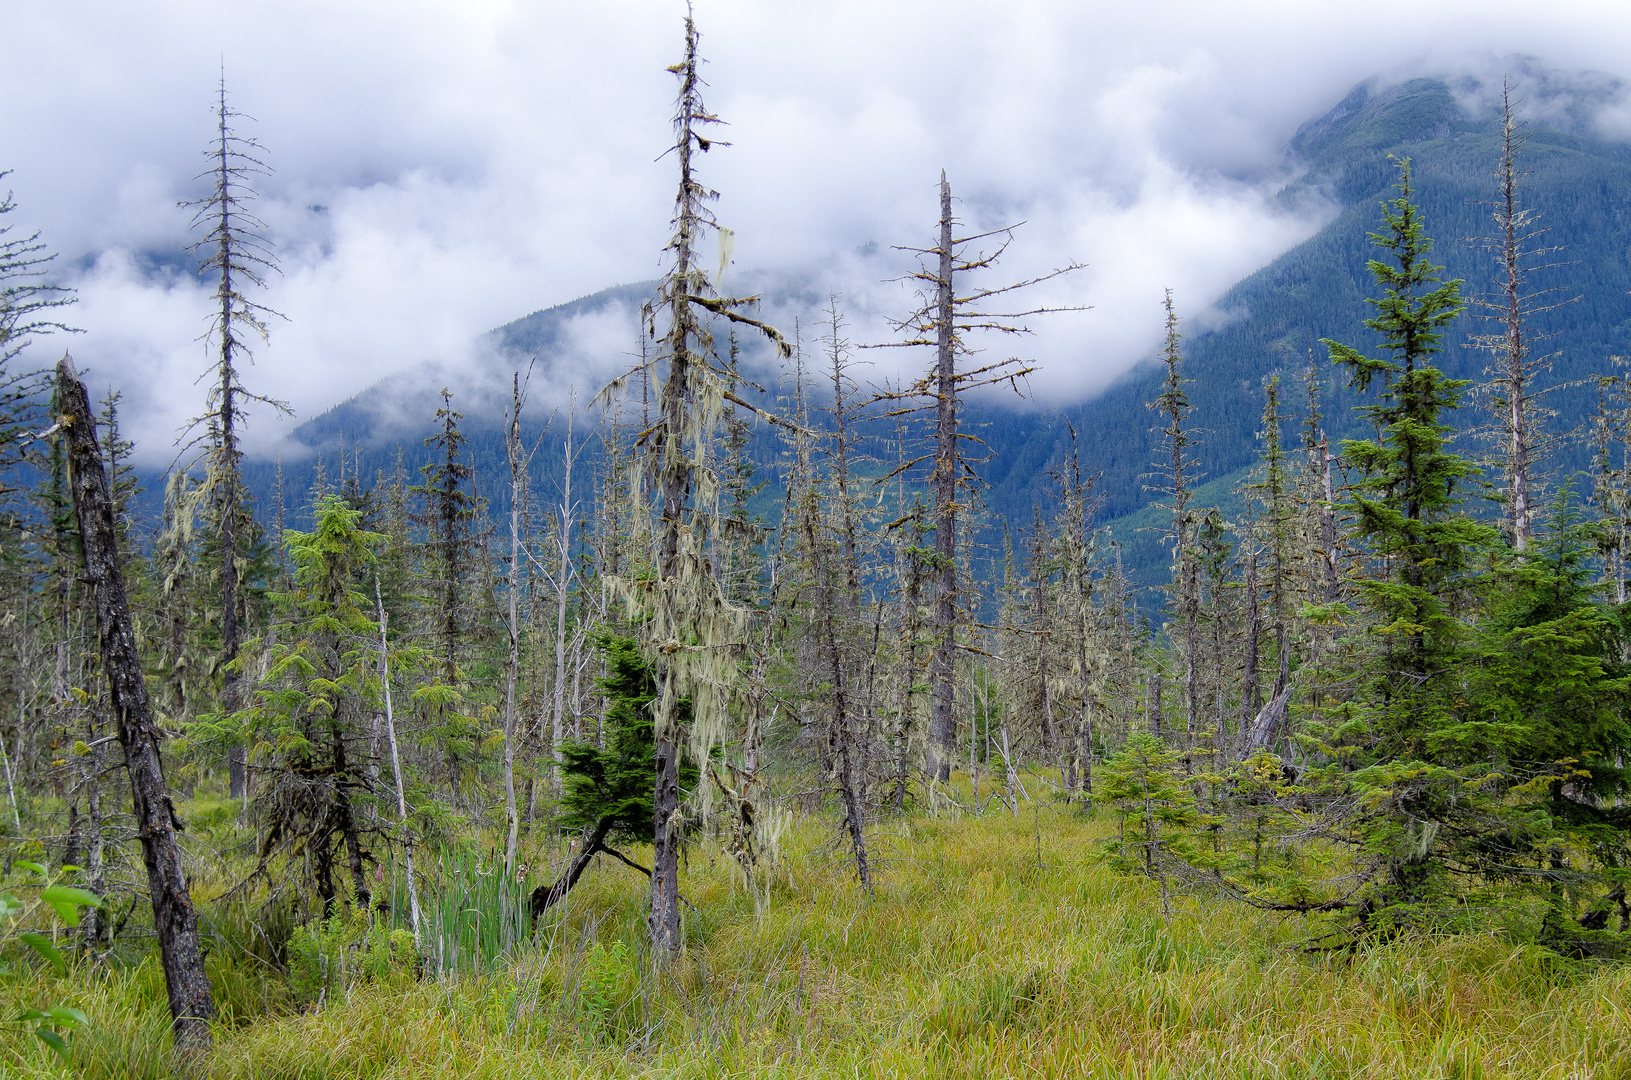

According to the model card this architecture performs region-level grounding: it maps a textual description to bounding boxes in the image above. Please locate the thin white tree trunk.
[551,398,577,794]
[375,579,423,948]
[503,377,525,872]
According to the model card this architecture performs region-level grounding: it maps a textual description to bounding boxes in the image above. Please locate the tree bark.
[927,171,959,785]
[649,725,682,951]
[530,819,614,919]
[503,375,523,873]
[375,580,423,946]
[552,403,576,796]
[58,355,215,1056]
[1241,546,1263,743]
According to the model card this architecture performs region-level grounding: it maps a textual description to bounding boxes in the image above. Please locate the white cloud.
[4,0,1631,463]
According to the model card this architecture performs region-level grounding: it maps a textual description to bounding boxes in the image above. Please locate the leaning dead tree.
[610,12,790,958]
[178,78,289,798]
[57,355,216,1056]
[877,172,1083,784]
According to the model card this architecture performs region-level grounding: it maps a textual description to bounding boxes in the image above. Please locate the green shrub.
[287,904,417,1003]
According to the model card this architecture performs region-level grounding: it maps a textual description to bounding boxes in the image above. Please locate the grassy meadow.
[3,777,1630,1079]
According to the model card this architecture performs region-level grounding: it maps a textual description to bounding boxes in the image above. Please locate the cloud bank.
[4,0,1631,463]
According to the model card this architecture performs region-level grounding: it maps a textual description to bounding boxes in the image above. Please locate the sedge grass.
[3,790,1629,1078]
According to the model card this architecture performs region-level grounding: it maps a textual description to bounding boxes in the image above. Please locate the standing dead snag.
[1468,78,1572,554]
[796,297,872,887]
[179,79,290,801]
[877,172,1083,783]
[57,355,215,1056]
[1056,425,1104,793]
[614,12,790,958]
[1146,291,1201,749]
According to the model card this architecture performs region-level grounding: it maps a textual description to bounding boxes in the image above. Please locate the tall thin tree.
[878,174,1082,782]
[58,356,215,1055]
[180,80,288,799]
[1147,291,1201,743]
[617,11,790,957]
[1468,78,1572,553]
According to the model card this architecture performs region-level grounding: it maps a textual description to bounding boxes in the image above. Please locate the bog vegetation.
[0,17,1628,1078]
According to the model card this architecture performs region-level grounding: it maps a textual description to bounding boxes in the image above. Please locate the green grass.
[4,789,1631,1078]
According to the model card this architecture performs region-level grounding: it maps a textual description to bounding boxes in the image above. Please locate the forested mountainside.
[229,73,1631,598]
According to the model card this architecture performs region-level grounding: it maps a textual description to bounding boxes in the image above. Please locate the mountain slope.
[224,73,1631,596]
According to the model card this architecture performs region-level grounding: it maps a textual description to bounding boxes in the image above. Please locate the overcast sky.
[4,0,1631,462]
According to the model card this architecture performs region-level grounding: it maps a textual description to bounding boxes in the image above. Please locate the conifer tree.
[411,390,481,798]
[1240,376,1297,757]
[0,174,74,427]
[1147,291,1201,743]
[1055,426,1103,793]
[229,495,388,916]
[179,81,289,800]
[1319,157,1498,923]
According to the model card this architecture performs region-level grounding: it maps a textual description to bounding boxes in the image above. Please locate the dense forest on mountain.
[2,18,1631,1079]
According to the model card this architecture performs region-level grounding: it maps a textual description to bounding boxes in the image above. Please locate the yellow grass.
[4,791,1630,1078]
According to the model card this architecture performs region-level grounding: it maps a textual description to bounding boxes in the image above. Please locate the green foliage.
[1094,733,1217,911]
[0,860,101,1063]
[557,633,694,845]
[397,846,531,977]
[205,494,401,915]
[287,903,418,1003]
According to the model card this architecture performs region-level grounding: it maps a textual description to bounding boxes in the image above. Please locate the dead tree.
[1248,376,1295,731]
[799,297,872,886]
[57,355,215,1055]
[877,172,1082,783]
[1468,78,1573,553]
[501,373,534,872]
[1056,425,1103,792]
[179,79,289,800]
[1146,291,1201,743]
[615,13,790,958]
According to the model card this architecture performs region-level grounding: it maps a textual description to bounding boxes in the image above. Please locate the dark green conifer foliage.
[1323,157,1492,757]
[1474,486,1631,853]
[226,495,386,916]
[410,390,482,796]
[1319,157,1505,924]
[530,633,695,918]
[558,634,666,841]
[1094,731,1214,919]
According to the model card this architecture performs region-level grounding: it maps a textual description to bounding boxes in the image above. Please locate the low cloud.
[4,0,1631,464]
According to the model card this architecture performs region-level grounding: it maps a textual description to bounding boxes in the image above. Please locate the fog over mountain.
[6,2,1631,464]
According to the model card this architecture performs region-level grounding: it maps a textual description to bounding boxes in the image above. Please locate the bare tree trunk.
[927,173,959,785]
[1147,666,1162,738]
[552,398,577,795]
[1241,547,1263,742]
[1496,82,1533,553]
[530,818,613,918]
[58,355,214,1056]
[81,716,107,950]
[0,720,19,831]
[375,579,423,947]
[333,723,369,910]
[650,723,682,952]
[503,375,524,872]
[1320,438,1339,604]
